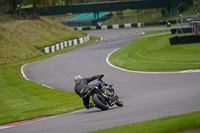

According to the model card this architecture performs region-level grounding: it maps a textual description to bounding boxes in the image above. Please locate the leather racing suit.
[74,74,104,109]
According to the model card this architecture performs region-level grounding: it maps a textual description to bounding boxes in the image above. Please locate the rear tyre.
[92,93,109,110]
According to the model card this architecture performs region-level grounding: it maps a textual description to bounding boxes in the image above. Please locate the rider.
[74,74,104,109]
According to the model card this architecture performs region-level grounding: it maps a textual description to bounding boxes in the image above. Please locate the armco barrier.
[41,35,90,53]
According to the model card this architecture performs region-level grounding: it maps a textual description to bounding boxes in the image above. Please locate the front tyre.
[92,94,109,110]
[115,96,123,107]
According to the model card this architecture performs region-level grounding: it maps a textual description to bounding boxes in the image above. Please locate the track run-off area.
[1,28,200,133]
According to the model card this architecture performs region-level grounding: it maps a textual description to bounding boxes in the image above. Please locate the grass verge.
[0,36,100,125]
[143,29,171,36]
[0,13,15,23]
[0,16,85,65]
[88,111,200,133]
[109,34,200,72]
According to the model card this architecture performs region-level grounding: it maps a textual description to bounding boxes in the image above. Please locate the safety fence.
[171,27,192,34]
[73,20,174,31]
[74,23,140,31]
[41,35,90,53]
[169,15,200,45]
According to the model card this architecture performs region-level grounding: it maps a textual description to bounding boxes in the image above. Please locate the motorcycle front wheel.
[115,96,123,107]
[92,93,109,110]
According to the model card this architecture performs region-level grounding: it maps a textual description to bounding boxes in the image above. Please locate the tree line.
[0,0,52,18]
[0,0,119,18]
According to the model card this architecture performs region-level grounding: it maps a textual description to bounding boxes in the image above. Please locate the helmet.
[74,75,82,82]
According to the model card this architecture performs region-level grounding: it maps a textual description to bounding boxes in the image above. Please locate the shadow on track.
[82,106,120,114]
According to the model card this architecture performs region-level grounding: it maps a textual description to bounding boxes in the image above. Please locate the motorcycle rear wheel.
[92,93,109,110]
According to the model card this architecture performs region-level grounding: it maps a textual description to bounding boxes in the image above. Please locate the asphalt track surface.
[2,28,200,133]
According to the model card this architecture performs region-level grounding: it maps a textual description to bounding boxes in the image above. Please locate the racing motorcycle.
[84,78,123,110]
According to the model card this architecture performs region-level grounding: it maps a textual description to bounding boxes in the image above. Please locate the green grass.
[0,62,83,124]
[21,4,33,8]
[44,15,57,20]
[109,34,200,72]
[0,13,15,23]
[0,16,85,65]
[143,29,171,36]
[0,36,99,125]
[88,111,200,133]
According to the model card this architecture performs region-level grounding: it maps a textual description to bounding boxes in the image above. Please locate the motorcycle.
[84,78,123,110]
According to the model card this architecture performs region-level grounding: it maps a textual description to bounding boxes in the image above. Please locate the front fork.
[101,92,117,106]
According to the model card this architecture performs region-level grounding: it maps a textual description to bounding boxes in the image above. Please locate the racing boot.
[89,103,96,108]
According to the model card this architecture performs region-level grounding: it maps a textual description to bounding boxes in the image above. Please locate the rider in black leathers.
[74,74,104,109]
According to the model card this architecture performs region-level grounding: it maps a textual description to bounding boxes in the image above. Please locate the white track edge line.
[21,64,30,81]
[0,126,14,130]
[16,109,86,127]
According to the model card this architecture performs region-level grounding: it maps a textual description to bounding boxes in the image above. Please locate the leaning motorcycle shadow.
[83,106,120,114]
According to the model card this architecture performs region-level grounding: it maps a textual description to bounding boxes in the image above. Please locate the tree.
[0,0,7,12]
[52,0,58,6]
[26,0,52,18]
[64,0,73,5]
[3,0,24,18]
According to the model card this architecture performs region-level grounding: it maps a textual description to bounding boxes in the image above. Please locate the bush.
[178,2,189,13]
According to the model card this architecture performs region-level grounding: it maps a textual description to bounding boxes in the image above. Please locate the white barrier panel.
[44,47,49,53]
[68,40,72,46]
[113,24,119,29]
[64,41,67,47]
[74,39,78,45]
[90,26,96,30]
[137,23,141,28]
[79,38,84,44]
[56,44,60,50]
[84,37,86,42]
[51,45,55,53]
[77,27,82,31]
[61,43,64,49]
[125,23,131,28]
[86,35,90,41]
[101,25,108,30]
